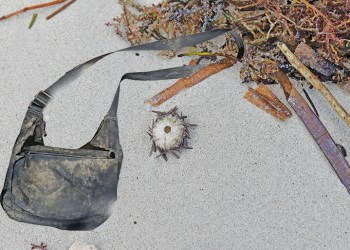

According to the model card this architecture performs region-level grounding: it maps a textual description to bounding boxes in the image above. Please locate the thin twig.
[46,0,77,20]
[0,0,66,20]
[337,19,350,28]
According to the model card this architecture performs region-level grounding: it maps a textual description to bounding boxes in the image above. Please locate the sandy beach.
[2,0,350,249]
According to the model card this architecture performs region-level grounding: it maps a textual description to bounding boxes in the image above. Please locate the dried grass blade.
[28,13,38,29]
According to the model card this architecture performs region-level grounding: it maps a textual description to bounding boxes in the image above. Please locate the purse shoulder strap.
[23,29,244,150]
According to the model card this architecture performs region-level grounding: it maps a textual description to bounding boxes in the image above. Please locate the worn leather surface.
[1,92,123,230]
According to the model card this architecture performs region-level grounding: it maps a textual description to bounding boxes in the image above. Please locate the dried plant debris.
[278,42,350,129]
[244,83,292,121]
[0,0,77,21]
[31,242,47,250]
[109,0,350,83]
[107,0,241,58]
[228,0,350,73]
[46,0,77,20]
[148,107,196,161]
[107,0,228,44]
[28,13,38,29]
[107,0,350,120]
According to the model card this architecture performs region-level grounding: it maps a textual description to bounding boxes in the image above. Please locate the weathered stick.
[244,84,292,121]
[147,57,236,106]
[46,0,77,20]
[277,42,350,128]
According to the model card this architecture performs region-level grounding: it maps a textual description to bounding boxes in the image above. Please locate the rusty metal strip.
[288,87,350,194]
[261,61,350,194]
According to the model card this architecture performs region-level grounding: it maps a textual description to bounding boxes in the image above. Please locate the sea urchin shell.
[148,107,196,161]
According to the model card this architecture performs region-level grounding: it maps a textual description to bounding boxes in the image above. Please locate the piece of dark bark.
[294,42,337,78]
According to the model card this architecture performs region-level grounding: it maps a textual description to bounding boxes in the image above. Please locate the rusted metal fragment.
[288,87,350,194]
[244,84,292,121]
[262,59,350,193]
[294,42,337,78]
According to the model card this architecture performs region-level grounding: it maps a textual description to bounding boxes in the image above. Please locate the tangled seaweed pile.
[107,0,350,87]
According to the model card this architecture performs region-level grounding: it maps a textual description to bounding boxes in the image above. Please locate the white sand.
[1,0,350,249]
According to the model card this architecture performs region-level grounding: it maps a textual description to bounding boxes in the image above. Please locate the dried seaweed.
[108,0,350,83]
[106,0,238,55]
[108,0,350,124]
[108,1,223,40]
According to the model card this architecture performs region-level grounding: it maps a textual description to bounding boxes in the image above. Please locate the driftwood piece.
[244,83,292,121]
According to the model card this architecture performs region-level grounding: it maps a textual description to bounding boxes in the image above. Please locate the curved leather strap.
[31,28,244,116]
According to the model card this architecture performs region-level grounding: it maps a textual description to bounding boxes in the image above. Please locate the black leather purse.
[0,56,124,230]
[0,29,244,230]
